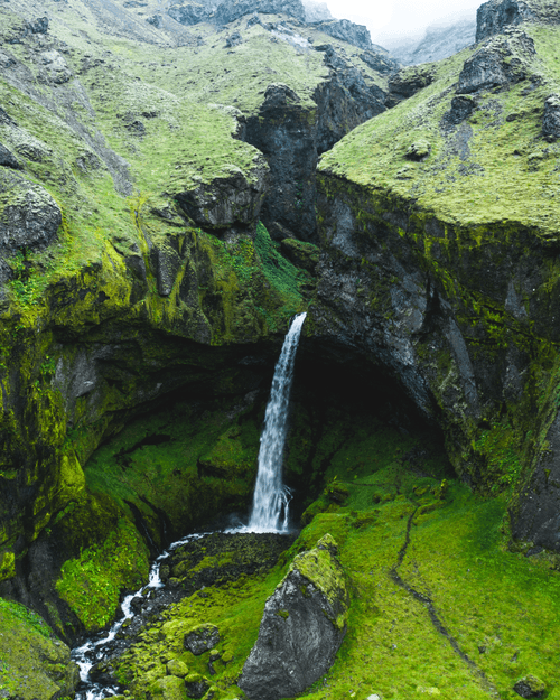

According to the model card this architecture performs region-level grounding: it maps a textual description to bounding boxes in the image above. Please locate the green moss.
[55,517,149,631]
[84,396,261,535]
[318,31,560,235]
[0,597,76,700]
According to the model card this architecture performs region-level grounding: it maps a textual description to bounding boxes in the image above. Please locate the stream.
[72,533,206,700]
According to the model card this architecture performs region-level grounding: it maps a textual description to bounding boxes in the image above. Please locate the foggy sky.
[325,0,482,46]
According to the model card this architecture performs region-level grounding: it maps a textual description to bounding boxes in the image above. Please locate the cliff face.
[0,0,394,638]
[315,2,560,551]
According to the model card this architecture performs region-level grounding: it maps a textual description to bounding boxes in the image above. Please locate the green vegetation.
[84,395,263,538]
[0,598,76,700]
[55,517,149,630]
[319,30,560,234]
[102,414,560,700]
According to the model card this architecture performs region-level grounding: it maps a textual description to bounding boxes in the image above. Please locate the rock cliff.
[315,3,560,552]
[0,0,394,644]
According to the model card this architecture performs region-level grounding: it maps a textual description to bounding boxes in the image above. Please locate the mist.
[322,0,481,46]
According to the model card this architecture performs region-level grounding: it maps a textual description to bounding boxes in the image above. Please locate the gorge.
[2,0,560,698]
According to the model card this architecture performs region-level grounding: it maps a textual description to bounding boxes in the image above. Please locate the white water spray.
[248,312,307,532]
[71,533,206,700]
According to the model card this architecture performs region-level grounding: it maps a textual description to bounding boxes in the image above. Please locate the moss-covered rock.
[0,597,78,700]
[238,534,348,700]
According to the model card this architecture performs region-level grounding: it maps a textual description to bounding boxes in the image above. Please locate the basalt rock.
[542,94,560,141]
[0,173,61,254]
[238,534,348,700]
[246,61,386,242]
[213,0,306,26]
[0,141,20,168]
[388,64,436,106]
[457,47,506,93]
[476,0,535,41]
[174,156,269,231]
[310,19,373,50]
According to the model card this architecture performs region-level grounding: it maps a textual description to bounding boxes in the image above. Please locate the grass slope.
[319,25,560,237]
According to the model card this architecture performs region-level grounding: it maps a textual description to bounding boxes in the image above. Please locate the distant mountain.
[388,18,476,65]
[302,0,333,22]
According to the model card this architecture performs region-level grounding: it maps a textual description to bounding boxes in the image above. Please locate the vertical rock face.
[238,534,349,700]
[245,62,386,242]
[476,0,535,41]
[213,0,307,26]
[310,19,373,50]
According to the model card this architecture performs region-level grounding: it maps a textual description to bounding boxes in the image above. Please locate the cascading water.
[248,311,307,532]
[71,533,205,700]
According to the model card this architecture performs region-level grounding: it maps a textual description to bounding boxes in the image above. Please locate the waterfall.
[248,312,307,532]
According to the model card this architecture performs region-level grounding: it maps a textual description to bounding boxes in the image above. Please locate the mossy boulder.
[0,597,79,700]
[238,534,348,700]
[513,674,546,698]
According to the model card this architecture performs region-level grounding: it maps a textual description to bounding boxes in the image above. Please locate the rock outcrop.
[246,57,386,241]
[174,157,269,232]
[476,0,536,41]
[168,2,214,27]
[311,18,373,50]
[238,534,348,700]
[214,0,307,26]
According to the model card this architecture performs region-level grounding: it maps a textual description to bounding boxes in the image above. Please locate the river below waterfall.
[71,530,296,699]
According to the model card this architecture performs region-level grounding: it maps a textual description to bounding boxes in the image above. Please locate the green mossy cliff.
[314,0,560,553]
[0,0,393,644]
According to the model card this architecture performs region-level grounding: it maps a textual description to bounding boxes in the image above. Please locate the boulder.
[225,31,243,47]
[542,94,560,141]
[0,174,62,254]
[513,674,545,698]
[238,534,349,700]
[457,48,506,93]
[184,624,220,655]
[0,142,20,169]
[444,95,477,125]
[37,50,73,85]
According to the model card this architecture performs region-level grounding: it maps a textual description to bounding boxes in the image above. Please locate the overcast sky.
[324,0,481,46]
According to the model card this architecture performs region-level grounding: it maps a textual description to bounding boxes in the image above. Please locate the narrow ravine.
[390,508,503,699]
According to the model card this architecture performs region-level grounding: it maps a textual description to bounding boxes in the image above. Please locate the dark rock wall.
[312,173,560,513]
[476,0,536,41]
[245,57,386,242]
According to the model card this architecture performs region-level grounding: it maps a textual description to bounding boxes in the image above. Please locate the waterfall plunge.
[248,312,307,532]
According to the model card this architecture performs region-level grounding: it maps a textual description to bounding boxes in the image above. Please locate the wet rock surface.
[239,534,348,700]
